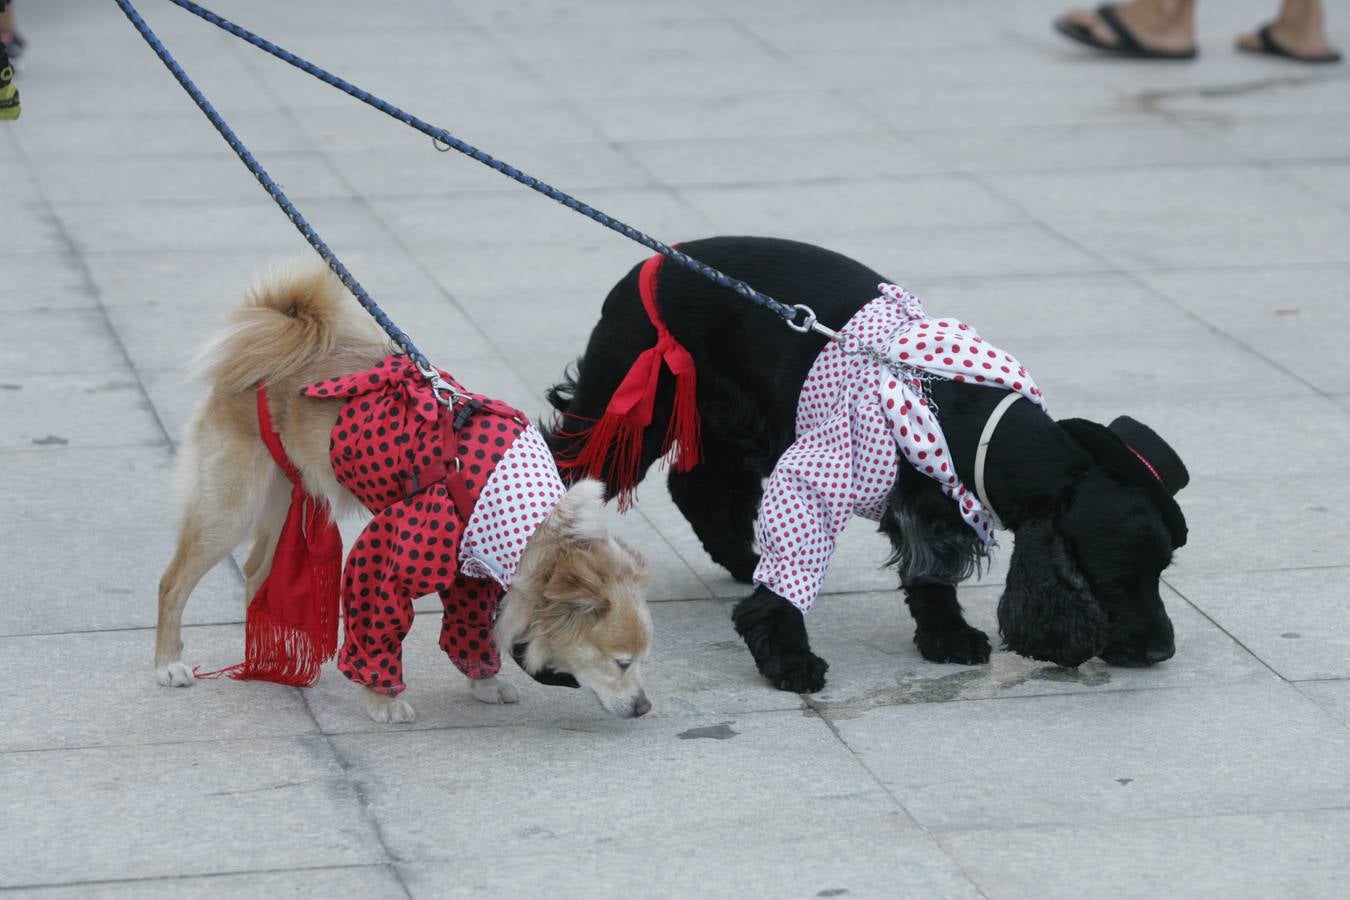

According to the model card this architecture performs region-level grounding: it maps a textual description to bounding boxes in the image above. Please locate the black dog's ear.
[998,515,1107,667]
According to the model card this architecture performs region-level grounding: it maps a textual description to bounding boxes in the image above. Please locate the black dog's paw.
[759,651,829,693]
[915,624,992,665]
[732,587,827,692]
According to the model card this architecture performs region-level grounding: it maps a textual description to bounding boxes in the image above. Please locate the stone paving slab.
[0,625,315,753]
[829,226,1110,282]
[0,736,385,889]
[1044,209,1350,270]
[1166,567,1350,682]
[328,711,905,863]
[940,807,1350,900]
[26,152,352,206]
[1169,473,1350,575]
[835,679,1350,832]
[0,446,243,635]
[1,308,130,378]
[0,250,96,312]
[398,830,983,900]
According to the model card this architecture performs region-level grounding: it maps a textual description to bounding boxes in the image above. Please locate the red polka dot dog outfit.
[301,355,565,696]
[753,284,1046,612]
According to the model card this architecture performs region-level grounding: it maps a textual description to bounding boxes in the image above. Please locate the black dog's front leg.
[904,581,991,665]
[732,586,828,693]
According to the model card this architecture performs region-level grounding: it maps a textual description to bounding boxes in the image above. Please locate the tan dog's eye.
[615,658,632,671]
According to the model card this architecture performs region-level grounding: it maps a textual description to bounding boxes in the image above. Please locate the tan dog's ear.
[543,564,599,607]
[539,554,611,641]
[615,539,650,585]
[551,478,609,542]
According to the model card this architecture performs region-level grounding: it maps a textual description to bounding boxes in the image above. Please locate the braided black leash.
[114,0,846,369]
[112,0,462,381]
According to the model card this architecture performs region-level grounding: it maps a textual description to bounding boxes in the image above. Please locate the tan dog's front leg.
[469,675,520,705]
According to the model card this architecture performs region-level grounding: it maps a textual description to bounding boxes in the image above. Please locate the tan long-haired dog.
[156,261,653,722]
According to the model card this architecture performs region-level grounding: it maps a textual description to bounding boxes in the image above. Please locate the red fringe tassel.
[556,250,702,511]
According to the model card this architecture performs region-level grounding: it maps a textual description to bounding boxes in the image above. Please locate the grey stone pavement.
[3,0,1350,896]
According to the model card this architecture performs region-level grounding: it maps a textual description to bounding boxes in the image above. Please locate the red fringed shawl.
[199,387,342,687]
[556,252,701,509]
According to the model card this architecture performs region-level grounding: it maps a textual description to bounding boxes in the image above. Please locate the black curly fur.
[542,236,1186,690]
[997,515,1107,667]
[732,587,828,693]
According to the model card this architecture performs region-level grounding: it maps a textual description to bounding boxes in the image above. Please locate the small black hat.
[1057,415,1189,548]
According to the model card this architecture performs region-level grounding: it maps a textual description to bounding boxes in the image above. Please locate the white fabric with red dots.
[753,284,1046,612]
[460,424,566,589]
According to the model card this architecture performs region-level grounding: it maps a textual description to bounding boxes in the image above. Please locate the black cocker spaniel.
[544,236,1188,692]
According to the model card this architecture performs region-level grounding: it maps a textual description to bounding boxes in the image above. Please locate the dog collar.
[973,392,1023,530]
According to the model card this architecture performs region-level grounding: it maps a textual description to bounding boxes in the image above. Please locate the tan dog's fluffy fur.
[156,261,653,721]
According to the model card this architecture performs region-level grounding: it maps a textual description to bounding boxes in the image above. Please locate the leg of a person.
[0,1,20,51]
[1059,0,1198,54]
[1237,0,1340,60]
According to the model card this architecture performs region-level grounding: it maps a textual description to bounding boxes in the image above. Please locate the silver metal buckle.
[415,360,469,407]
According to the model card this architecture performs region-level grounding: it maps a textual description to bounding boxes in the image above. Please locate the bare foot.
[1058,1,1198,56]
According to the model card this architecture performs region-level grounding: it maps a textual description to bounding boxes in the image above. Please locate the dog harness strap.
[973,392,1023,530]
[554,249,700,510]
[196,386,343,687]
[256,386,302,485]
[303,355,565,695]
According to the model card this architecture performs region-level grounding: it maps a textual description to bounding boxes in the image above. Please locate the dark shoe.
[1055,4,1198,60]
[0,44,19,121]
[1240,24,1341,64]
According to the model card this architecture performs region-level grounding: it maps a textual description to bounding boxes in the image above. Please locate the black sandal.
[1055,4,1198,60]
[1241,24,1341,64]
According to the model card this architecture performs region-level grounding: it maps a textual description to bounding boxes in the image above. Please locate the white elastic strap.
[974,393,1023,531]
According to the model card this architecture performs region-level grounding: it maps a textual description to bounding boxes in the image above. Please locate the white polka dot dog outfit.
[752,284,1046,612]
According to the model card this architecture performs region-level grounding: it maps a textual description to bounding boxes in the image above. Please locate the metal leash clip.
[415,360,470,408]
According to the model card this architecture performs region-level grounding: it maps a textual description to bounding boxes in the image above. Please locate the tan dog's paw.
[364,688,415,724]
[155,661,196,687]
[469,676,520,705]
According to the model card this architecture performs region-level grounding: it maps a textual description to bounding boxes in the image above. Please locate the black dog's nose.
[1146,642,1175,664]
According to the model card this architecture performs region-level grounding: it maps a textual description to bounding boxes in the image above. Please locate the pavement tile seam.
[927,801,1350,839]
[1295,681,1350,735]
[290,694,414,888]
[0,863,404,897]
[807,685,998,896]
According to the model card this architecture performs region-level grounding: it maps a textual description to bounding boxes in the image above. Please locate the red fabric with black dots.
[753,286,1045,613]
[299,355,564,696]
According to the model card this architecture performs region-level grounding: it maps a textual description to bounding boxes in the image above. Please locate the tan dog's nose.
[632,693,652,718]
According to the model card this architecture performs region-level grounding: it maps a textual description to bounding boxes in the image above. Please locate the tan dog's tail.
[193,259,381,394]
